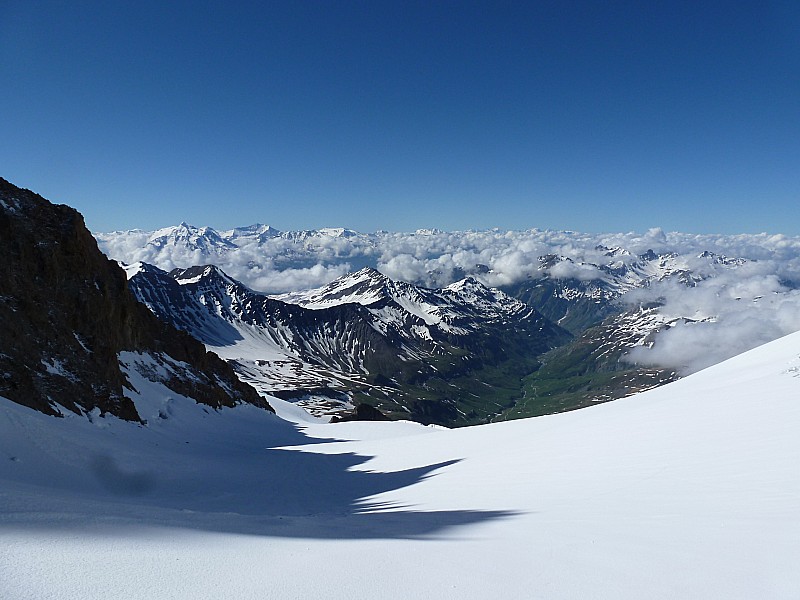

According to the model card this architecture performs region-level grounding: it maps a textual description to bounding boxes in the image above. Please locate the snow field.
[2,332,800,599]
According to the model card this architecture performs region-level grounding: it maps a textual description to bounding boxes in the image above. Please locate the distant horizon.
[93,216,800,240]
[7,169,800,239]
[7,171,800,239]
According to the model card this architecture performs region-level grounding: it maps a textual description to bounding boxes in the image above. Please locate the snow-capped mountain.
[221,223,282,242]
[97,221,777,334]
[98,222,374,258]
[509,247,743,334]
[112,223,787,421]
[96,222,765,298]
[278,227,361,242]
[127,262,402,403]
[97,221,800,410]
[147,222,238,254]
[275,267,536,336]
[501,247,758,415]
[127,263,568,424]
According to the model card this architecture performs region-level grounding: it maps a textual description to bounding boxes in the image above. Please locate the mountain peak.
[317,227,358,238]
[223,223,282,241]
[446,275,487,291]
[306,267,391,304]
[146,223,235,254]
[596,244,631,257]
[351,266,387,280]
[171,264,239,287]
[120,261,169,280]
[639,249,659,261]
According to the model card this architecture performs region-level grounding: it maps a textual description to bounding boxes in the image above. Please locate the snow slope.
[2,332,800,599]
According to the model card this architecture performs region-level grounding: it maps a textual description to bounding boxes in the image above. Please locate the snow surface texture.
[98,225,800,374]
[2,332,799,599]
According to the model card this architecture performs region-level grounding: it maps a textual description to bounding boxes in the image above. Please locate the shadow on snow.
[1,418,520,540]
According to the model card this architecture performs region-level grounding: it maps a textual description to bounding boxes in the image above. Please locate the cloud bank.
[96,224,800,376]
[623,267,800,374]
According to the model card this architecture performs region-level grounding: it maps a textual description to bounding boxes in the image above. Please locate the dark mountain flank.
[0,177,269,420]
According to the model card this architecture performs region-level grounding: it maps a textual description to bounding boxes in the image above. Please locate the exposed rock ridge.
[0,177,270,420]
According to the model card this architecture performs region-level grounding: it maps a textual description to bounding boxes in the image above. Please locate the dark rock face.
[0,177,270,419]
[330,403,390,423]
[507,278,617,335]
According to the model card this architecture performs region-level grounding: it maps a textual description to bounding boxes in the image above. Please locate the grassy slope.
[499,318,677,419]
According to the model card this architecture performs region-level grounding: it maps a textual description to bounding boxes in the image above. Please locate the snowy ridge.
[537,248,702,303]
[275,267,395,309]
[148,222,238,254]
[129,264,374,381]
[221,223,282,242]
[275,267,533,335]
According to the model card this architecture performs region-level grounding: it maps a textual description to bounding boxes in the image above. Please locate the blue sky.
[1,1,798,234]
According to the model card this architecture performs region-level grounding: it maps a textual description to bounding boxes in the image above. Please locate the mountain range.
[3,177,796,429]
[127,263,568,425]
[109,224,761,423]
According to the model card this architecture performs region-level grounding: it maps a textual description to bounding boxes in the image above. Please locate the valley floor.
[2,333,800,599]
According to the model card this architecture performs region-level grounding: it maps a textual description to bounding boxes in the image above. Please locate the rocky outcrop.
[330,403,390,423]
[0,177,270,420]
